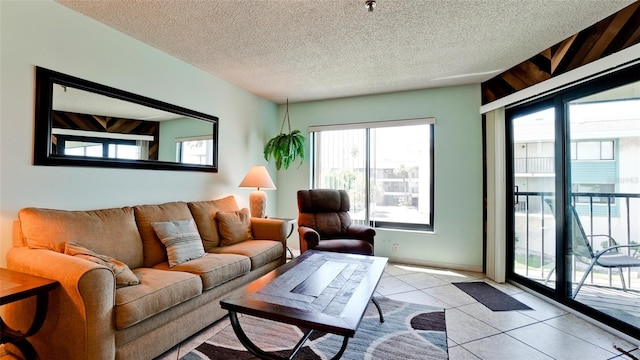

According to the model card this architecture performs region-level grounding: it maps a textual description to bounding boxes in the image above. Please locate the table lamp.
[238,165,276,218]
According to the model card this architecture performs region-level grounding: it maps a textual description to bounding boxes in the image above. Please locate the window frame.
[57,134,138,159]
[505,61,640,339]
[310,118,435,231]
[571,140,615,160]
[175,135,214,165]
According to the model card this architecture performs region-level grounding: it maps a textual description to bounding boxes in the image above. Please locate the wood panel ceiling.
[481,2,640,105]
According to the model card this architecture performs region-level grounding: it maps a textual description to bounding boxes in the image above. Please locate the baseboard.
[387,256,483,274]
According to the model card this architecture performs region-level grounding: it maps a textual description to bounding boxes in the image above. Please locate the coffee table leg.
[371,297,384,323]
[228,311,319,360]
[329,336,350,360]
[228,311,282,360]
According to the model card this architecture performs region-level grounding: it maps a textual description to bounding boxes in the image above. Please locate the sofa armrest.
[298,225,320,253]
[250,218,287,244]
[347,224,376,245]
[6,246,116,360]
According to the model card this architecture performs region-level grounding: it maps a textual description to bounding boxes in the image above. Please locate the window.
[176,136,214,165]
[570,140,615,160]
[108,143,142,160]
[63,140,103,157]
[311,118,434,231]
[58,135,147,160]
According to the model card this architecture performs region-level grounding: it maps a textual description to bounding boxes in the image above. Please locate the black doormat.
[452,281,532,311]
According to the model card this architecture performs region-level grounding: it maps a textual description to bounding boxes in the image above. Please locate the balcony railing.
[514,157,554,174]
[514,191,640,291]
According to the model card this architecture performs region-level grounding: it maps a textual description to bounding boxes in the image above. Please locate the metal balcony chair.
[297,189,375,255]
[543,198,640,299]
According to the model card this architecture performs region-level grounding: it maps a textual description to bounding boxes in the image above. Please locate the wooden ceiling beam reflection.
[481,1,640,105]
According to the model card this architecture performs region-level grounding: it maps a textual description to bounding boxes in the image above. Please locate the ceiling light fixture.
[365,0,376,12]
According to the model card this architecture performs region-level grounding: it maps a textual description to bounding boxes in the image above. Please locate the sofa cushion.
[153,253,251,290]
[188,196,239,251]
[17,207,143,269]
[65,242,139,288]
[209,240,283,270]
[115,268,202,329]
[134,202,194,267]
[151,219,205,267]
[217,208,253,246]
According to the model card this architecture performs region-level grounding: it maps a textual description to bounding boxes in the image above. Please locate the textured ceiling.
[56,0,636,104]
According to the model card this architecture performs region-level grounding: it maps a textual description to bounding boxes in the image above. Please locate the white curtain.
[137,140,149,160]
[484,108,507,283]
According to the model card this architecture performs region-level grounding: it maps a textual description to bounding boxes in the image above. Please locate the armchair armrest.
[250,218,288,244]
[298,225,320,253]
[6,246,116,360]
[347,224,376,245]
[586,234,619,249]
[594,243,640,258]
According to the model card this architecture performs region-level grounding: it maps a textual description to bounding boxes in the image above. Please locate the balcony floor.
[575,285,640,329]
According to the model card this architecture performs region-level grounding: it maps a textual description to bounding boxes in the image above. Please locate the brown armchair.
[297,189,375,255]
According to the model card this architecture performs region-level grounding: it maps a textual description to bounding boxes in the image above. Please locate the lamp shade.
[238,165,276,190]
[239,166,275,218]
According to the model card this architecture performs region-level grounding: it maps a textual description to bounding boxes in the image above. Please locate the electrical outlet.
[392,243,399,253]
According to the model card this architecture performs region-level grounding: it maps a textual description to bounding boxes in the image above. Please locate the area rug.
[182,297,448,360]
[452,281,532,311]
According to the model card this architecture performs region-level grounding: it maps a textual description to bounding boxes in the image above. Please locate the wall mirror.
[34,67,219,172]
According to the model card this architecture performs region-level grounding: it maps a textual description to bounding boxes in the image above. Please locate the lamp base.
[249,190,267,218]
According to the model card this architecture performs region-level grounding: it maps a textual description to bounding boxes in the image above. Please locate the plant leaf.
[263,130,306,170]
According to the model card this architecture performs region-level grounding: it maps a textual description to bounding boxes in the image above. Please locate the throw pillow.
[151,219,205,267]
[216,208,253,246]
[65,242,139,288]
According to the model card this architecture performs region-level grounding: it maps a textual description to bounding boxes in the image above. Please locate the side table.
[1,268,58,360]
[269,217,297,259]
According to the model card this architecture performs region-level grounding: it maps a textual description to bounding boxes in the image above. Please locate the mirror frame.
[34,66,219,172]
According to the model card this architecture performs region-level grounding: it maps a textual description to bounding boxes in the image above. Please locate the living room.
[1,1,639,359]
[0,0,486,274]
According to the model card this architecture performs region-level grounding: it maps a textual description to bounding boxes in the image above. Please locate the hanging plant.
[264,99,305,170]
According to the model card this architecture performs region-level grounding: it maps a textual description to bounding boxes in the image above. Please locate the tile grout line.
[388,269,638,360]
[388,271,561,359]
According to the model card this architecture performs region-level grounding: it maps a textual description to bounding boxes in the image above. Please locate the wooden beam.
[480,2,640,105]
[551,34,577,74]
[582,4,637,64]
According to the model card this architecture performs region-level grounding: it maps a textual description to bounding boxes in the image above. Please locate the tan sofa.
[5,196,288,360]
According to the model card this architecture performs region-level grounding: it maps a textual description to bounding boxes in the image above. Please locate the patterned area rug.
[182,297,448,360]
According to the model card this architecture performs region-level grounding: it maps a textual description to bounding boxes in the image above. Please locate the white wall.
[0,1,278,266]
[274,86,484,271]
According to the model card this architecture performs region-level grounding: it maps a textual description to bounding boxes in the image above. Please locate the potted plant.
[264,99,305,170]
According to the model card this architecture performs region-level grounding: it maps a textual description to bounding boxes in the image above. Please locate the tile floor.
[3,262,638,360]
[377,264,639,360]
[155,262,640,360]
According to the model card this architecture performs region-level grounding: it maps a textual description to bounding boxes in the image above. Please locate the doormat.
[452,281,532,311]
[181,297,448,360]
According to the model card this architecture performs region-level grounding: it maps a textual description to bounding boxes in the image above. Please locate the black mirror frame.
[34,66,219,172]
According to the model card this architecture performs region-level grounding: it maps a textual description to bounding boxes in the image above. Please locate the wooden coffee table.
[220,250,388,360]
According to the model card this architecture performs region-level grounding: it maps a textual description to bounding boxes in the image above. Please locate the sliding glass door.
[567,81,640,328]
[507,63,640,336]
[510,104,557,290]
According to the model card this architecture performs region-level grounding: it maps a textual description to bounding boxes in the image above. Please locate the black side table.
[1,268,58,360]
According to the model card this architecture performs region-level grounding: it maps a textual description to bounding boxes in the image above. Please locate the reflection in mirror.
[35,67,218,172]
